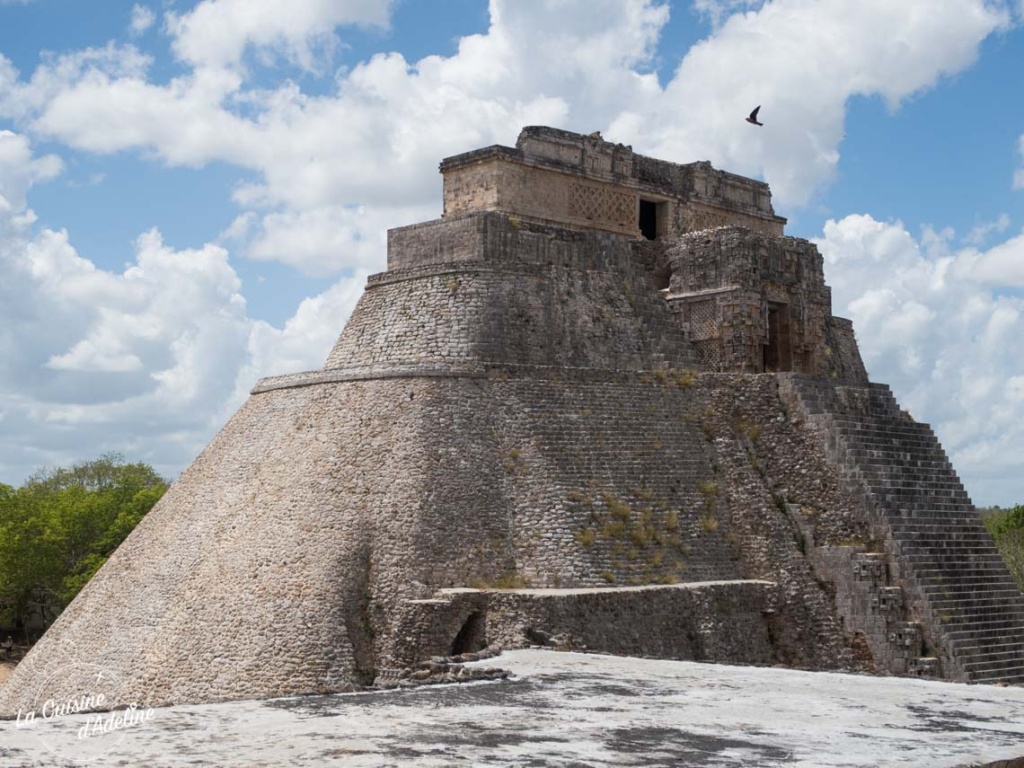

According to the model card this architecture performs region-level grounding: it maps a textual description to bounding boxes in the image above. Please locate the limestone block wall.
[0,379,428,711]
[666,227,865,380]
[444,159,640,237]
[387,582,777,668]
[330,213,698,371]
[439,128,787,241]
[825,317,870,383]
[1,363,896,713]
[367,369,868,674]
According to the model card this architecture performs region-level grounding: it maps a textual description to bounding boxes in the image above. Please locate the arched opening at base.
[450,611,487,656]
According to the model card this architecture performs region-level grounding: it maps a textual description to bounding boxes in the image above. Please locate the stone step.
[895,536,995,548]
[897,545,1003,559]
[960,651,1024,671]
[873,498,970,507]
[835,433,941,445]
[891,523,991,534]
[923,586,1024,601]
[942,621,1024,640]
[866,483,969,493]
[928,594,1024,611]
[954,639,1024,655]
[899,539,1000,552]
[868,483,970,495]
[950,634,1024,654]
[969,664,1024,684]
[911,553,1012,566]
[888,513,988,523]
[928,604,1024,621]
[918,581,1022,597]
[917,580,1021,596]
[936,612,1024,630]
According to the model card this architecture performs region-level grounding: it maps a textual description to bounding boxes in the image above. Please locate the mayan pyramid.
[2,126,1022,713]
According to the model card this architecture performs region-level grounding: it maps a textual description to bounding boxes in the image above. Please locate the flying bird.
[746,106,763,126]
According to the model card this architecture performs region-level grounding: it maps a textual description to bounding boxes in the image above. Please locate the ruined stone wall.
[387,582,776,668]
[443,158,641,237]
[367,368,869,673]
[666,227,865,380]
[824,317,869,383]
[676,202,784,237]
[439,127,787,240]
[440,158,501,218]
[331,213,698,371]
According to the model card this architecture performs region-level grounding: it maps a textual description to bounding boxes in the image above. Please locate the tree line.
[0,454,167,641]
[981,505,1024,591]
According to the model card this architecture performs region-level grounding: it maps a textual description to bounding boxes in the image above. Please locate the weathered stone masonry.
[2,126,1022,714]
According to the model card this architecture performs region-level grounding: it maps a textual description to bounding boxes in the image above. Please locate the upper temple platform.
[438,126,787,240]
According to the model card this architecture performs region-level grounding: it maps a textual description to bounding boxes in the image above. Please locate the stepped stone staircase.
[783,373,1024,684]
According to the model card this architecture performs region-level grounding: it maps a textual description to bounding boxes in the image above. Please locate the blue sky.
[1,0,1024,505]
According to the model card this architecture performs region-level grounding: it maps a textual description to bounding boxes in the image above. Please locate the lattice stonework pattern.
[694,341,721,370]
[688,300,718,341]
[568,183,635,227]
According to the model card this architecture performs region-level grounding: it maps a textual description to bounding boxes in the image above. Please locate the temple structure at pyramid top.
[373,125,865,381]
[438,125,786,239]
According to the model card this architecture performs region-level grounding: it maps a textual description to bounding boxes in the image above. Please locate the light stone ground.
[2,650,1023,767]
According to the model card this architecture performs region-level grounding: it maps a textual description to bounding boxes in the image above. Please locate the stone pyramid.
[3,127,1022,713]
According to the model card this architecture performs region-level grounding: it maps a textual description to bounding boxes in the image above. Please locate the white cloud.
[0,130,62,211]
[692,0,766,27]
[223,202,435,277]
[619,0,1011,206]
[129,4,156,35]
[964,213,1010,245]
[815,213,1024,505]
[0,131,360,482]
[165,0,394,72]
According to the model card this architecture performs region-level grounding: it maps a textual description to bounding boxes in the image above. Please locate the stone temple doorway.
[764,302,793,372]
[639,199,668,240]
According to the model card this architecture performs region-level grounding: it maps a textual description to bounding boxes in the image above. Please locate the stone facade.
[666,227,868,379]
[2,127,1021,715]
[439,126,785,240]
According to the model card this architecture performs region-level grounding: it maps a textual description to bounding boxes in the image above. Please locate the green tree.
[982,504,1024,592]
[0,454,167,638]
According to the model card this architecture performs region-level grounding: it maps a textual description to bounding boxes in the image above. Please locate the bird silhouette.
[746,106,763,126]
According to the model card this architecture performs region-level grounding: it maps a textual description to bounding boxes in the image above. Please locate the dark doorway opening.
[639,199,658,240]
[764,302,793,372]
[450,611,487,655]
[653,263,672,291]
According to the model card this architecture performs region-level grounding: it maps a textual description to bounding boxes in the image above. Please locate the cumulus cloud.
[129,4,156,36]
[0,130,61,211]
[964,213,1010,245]
[618,0,1011,205]
[165,0,394,72]
[816,213,1024,505]
[0,131,361,482]
[692,0,766,27]
[222,202,435,277]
